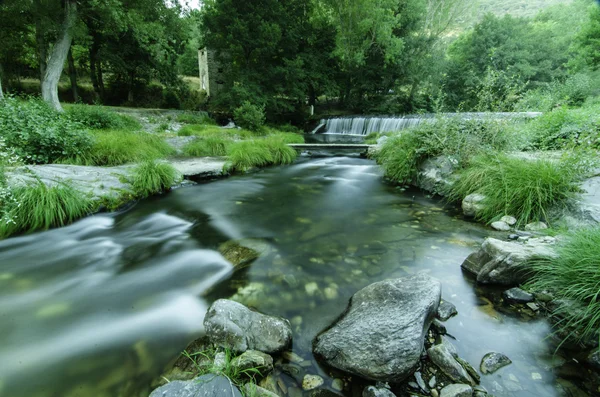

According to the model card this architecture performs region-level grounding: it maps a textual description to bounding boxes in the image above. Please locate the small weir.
[313,112,542,136]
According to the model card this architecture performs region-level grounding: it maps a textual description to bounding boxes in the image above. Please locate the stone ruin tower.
[198,48,227,98]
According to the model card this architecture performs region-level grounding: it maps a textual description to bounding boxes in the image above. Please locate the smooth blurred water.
[0,157,591,397]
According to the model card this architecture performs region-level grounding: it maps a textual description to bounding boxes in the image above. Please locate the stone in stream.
[416,156,457,195]
[437,300,458,321]
[461,237,557,286]
[462,194,486,218]
[302,374,324,390]
[525,222,548,231]
[427,343,477,386]
[440,384,473,397]
[230,350,274,374]
[502,287,534,304]
[480,352,512,374]
[313,274,441,382]
[501,216,517,226]
[362,386,397,397]
[244,383,280,397]
[219,238,271,268]
[204,299,292,354]
[149,374,243,397]
[491,221,511,231]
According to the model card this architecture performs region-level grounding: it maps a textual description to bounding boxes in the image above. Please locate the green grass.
[447,153,585,226]
[65,104,141,130]
[132,161,181,198]
[183,136,232,157]
[526,228,600,347]
[226,137,297,172]
[0,181,93,237]
[364,132,382,144]
[178,124,255,140]
[176,112,213,125]
[63,130,174,166]
[375,133,420,184]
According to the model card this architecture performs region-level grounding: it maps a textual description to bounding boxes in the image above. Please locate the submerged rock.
[219,238,271,268]
[314,274,441,382]
[502,288,534,304]
[204,299,292,354]
[462,194,486,218]
[149,374,242,397]
[427,343,476,386]
[461,237,557,286]
[302,374,324,390]
[440,384,473,397]
[525,222,548,231]
[362,386,397,397]
[244,384,280,397]
[480,352,512,374]
[437,300,458,321]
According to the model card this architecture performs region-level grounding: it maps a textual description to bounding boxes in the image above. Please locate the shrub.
[0,181,93,237]
[233,101,266,131]
[226,137,297,172]
[132,161,181,198]
[375,117,512,184]
[176,112,212,125]
[183,136,232,157]
[65,104,141,130]
[447,153,585,226]
[0,97,93,164]
[64,130,174,166]
[526,228,600,346]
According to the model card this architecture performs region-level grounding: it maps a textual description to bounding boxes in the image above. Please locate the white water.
[318,112,542,135]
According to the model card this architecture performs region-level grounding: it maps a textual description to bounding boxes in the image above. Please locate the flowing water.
[0,157,592,397]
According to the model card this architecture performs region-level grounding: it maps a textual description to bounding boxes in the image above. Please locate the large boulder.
[313,274,442,382]
[462,194,486,218]
[416,156,457,195]
[149,374,242,397]
[461,237,558,286]
[204,299,292,354]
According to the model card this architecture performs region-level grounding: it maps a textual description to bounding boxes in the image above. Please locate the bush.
[64,130,174,166]
[0,97,93,164]
[226,137,297,172]
[526,228,600,346]
[447,153,585,226]
[132,161,181,197]
[176,112,212,125]
[375,117,512,184]
[65,104,141,130]
[233,101,266,131]
[183,136,232,157]
[0,181,93,237]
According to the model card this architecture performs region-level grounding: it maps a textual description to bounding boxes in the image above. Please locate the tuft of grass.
[526,228,600,346]
[364,132,382,144]
[226,137,297,172]
[0,181,93,237]
[63,130,174,166]
[183,136,232,157]
[65,104,141,130]
[178,124,256,140]
[447,153,585,226]
[176,112,213,125]
[265,130,305,144]
[132,161,181,198]
[374,133,420,184]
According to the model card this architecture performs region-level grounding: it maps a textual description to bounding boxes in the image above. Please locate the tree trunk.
[97,62,105,100]
[67,47,78,102]
[88,33,102,102]
[127,71,135,103]
[41,0,77,111]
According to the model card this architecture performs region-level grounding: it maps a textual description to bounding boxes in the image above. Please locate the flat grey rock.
[362,386,397,397]
[491,221,511,231]
[230,350,273,374]
[314,274,441,382]
[204,299,292,354]
[480,352,512,374]
[149,374,242,397]
[461,237,558,286]
[440,384,473,397]
[503,288,534,304]
[170,158,226,178]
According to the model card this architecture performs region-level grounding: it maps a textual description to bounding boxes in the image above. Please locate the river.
[0,157,589,396]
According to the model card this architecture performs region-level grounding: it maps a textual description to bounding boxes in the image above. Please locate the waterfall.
[320,116,425,136]
[317,112,542,136]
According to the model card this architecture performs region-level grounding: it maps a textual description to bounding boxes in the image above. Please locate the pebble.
[532,372,542,380]
[503,287,534,304]
[501,216,517,226]
[414,372,429,392]
[305,282,319,296]
[431,390,439,397]
[525,222,548,231]
[332,378,344,391]
[429,376,437,389]
[302,374,324,391]
[526,302,540,311]
[491,221,511,231]
[324,287,338,300]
